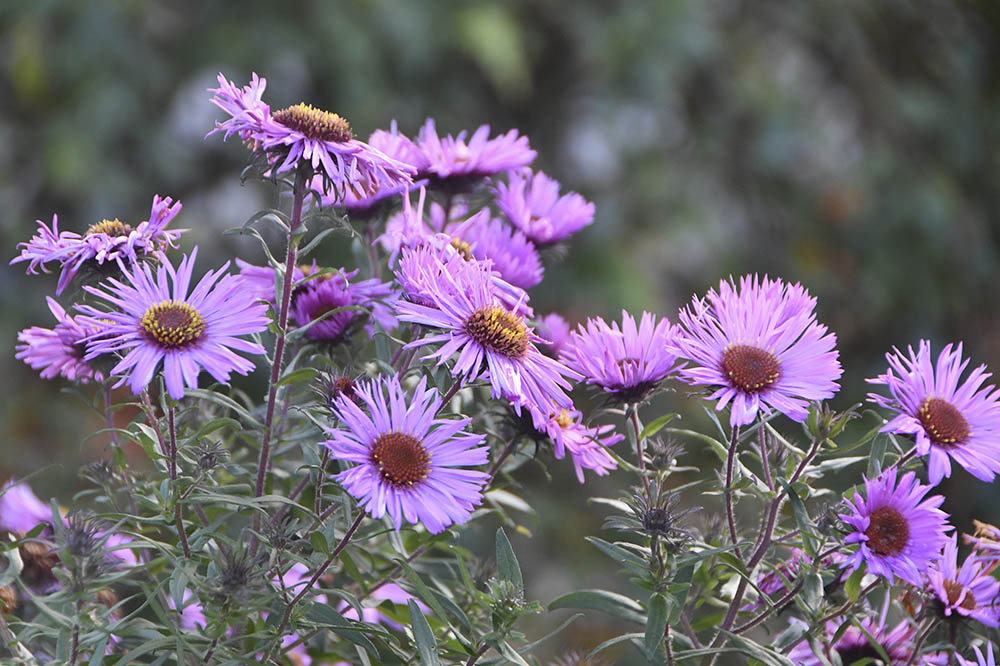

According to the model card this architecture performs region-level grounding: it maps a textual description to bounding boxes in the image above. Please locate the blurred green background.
[3,0,1000,662]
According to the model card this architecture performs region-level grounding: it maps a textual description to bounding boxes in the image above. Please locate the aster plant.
[9,69,1000,666]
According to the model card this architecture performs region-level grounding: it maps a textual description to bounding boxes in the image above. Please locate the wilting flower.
[208,73,414,200]
[927,535,1000,627]
[322,375,489,533]
[450,211,543,290]
[395,254,576,416]
[531,407,621,482]
[413,118,535,185]
[966,520,1000,561]
[495,170,595,246]
[561,311,681,403]
[787,616,916,666]
[16,297,105,384]
[79,248,269,400]
[868,340,1000,486]
[839,468,951,585]
[11,195,183,295]
[673,275,842,427]
[959,644,998,666]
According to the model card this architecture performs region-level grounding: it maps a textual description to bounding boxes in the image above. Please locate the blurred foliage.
[2,0,1000,663]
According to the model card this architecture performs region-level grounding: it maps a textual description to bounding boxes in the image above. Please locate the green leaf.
[585,536,648,570]
[495,527,523,591]
[304,602,377,655]
[0,547,23,588]
[639,413,677,440]
[844,563,865,602]
[778,479,817,558]
[310,531,330,555]
[276,367,318,387]
[644,592,668,658]
[720,631,797,666]
[409,599,439,666]
[549,589,646,625]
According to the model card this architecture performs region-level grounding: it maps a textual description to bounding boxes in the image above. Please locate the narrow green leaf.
[644,592,668,658]
[305,602,378,655]
[720,631,797,666]
[410,599,439,666]
[639,413,676,440]
[276,367,318,387]
[495,527,523,591]
[549,589,646,625]
[311,531,330,555]
[844,563,865,602]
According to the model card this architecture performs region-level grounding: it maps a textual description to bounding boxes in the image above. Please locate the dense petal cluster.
[868,340,1000,485]
[16,297,105,384]
[839,469,951,585]
[532,407,622,482]
[673,275,842,426]
[11,196,183,295]
[413,118,535,183]
[927,535,1000,627]
[322,375,489,533]
[208,73,414,200]
[451,210,543,290]
[495,170,595,245]
[79,248,269,400]
[395,253,577,416]
[560,311,681,402]
[787,616,916,666]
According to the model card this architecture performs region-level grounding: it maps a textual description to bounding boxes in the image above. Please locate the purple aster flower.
[168,589,206,630]
[395,255,576,416]
[79,247,269,400]
[560,311,681,403]
[867,340,1000,486]
[839,468,951,585]
[673,275,842,427]
[17,296,105,384]
[532,407,621,483]
[787,616,916,666]
[495,170,595,246]
[927,535,1000,627]
[414,118,535,185]
[534,312,572,356]
[321,375,489,533]
[341,583,430,631]
[450,210,544,290]
[208,73,414,200]
[0,479,53,536]
[959,644,998,666]
[11,195,183,295]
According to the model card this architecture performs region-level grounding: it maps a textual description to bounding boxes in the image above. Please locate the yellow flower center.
[140,300,206,349]
[463,306,530,360]
[273,103,353,142]
[449,237,474,261]
[85,219,133,238]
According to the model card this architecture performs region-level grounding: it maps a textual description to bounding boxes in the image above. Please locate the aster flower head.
[395,254,577,417]
[17,296,105,384]
[927,534,1000,627]
[290,266,399,340]
[674,275,842,427]
[208,73,414,201]
[11,195,183,295]
[560,311,681,403]
[495,170,595,246]
[839,468,951,585]
[0,479,53,536]
[532,407,622,482]
[787,616,916,666]
[450,210,544,290]
[79,247,270,400]
[867,340,1000,486]
[959,644,998,666]
[322,375,489,533]
[535,312,572,356]
[415,118,535,187]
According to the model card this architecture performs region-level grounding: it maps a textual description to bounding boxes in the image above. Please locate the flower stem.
[629,406,651,495]
[464,643,490,666]
[725,425,743,564]
[262,512,365,664]
[253,170,308,549]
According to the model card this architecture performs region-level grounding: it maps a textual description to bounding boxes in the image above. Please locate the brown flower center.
[721,344,781,393]
[140,300,207,349]
[864,506,910,556]
[370,432,431,488]
[943,579,978,611]
[918,397,969,447]
[449,237,474,261]
[463,306,530,360]
[273,103,353,142]
[85,218,133,238]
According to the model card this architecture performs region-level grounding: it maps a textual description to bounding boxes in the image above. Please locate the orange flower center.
[864,506,910,556]
[918,397,969,447]
[721,344,780,393]
[370,432,431,488]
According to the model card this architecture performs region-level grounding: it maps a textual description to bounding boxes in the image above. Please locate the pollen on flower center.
[943,579,978,611]
[864,506,910,556]
[463,306,530,360]
[273,103,353,142]
[449,237,474,261]
[721,344,781,393]
[554,410,574,429]
[370,432,431,488]
[918,397,970,447]
[140,300,207,349]
[85,218,133,238]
